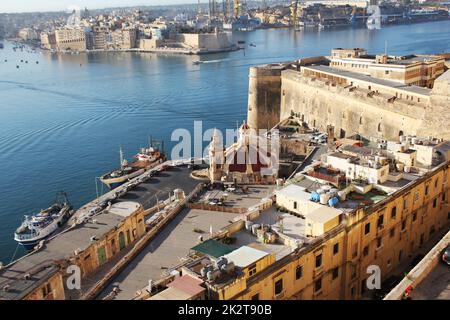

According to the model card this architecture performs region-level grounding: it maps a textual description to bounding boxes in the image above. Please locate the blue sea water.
[0,21,449,262]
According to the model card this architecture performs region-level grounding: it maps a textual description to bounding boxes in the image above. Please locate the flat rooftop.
[0,201,141,300]
[300,64,432,96]
[0,165,201,300]
[97,208,239,300]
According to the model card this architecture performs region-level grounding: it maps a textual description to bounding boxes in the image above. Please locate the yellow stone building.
[177,136,450,300]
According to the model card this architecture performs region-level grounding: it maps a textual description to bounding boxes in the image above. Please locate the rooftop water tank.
[338,191,347,201]
[310,191,320,202]
[320,193,330,205]
[221,262,235,274]
[245,220,254,231]
[328,197,339,207]
[251,223,261,235]
[207,269,221,281]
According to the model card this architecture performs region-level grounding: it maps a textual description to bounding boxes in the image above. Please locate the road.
[411,261,450,300]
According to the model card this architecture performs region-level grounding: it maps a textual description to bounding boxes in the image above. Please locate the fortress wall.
[280,70,429,141]
[247,65,285,130]
[423,70,450,139]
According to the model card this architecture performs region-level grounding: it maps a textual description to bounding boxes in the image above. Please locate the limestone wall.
[279,69,450,140]
[247,65,285,130]
[177,33,232,50]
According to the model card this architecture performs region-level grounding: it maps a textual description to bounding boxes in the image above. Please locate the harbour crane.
[290,0,300,29]
[261,0,270,24]
[233,0,240,18]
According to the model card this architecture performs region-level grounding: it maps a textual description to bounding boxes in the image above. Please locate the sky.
[0,0,196,13]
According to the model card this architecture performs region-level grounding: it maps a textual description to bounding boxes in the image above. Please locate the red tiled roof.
[167,275,205,297]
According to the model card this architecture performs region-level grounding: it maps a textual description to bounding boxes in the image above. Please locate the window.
[248,264,257,277]
[295,265,303,280]
[315,254,322,268]
[314,278,322,292]
[430,225,435,235]
[390,228,395,238]
[333,243,339,255]
[391,207,397,219]
[435,179,439,189]
[274,279,283,295]
[433,198,437,208]
[403,199,408,209]
[377,214,384,228]
[332,267,339,280]
[363,245,369,257]
[251,293,259,300]
[399,250,403,262]
[412,211,417,222]
[293,201,297,210]
[425,186,429,196]
[401,220,406,231]
[352,243,358,258]
[365,222,371,235]
[376,237,382,248]
[42,283,52,298]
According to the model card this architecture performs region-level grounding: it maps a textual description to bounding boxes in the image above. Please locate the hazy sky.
[0,0,196,13]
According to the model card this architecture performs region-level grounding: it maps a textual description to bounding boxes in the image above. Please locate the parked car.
[442,246,450,265]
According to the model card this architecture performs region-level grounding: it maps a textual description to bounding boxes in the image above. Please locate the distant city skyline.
[0,0,196,13]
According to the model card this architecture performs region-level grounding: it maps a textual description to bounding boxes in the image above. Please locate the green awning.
[191,239,236,258]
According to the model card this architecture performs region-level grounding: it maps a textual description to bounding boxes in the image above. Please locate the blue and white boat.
[14,192,73,250]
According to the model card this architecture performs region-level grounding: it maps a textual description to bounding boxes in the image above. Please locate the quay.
[0,160,206,300]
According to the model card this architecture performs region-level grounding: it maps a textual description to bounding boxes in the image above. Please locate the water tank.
[316,189,324,195]
[404,166,411,173]
[412,137,419,145]
[220,262,235,274]
[321,185,332,192]
[328,197,339,207]
[338,191,347,201]
[251,223,261,235]
[310,191,320,202]
[396,163,405,172]
[174,189,185,200]
[245,220,254,231]
[215,257,228,269]
[320,193,330,205]
[207,269,221,281]
[276,178,284,187]
[329,188,339,197]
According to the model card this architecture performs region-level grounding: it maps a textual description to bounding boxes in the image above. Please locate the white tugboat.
[14,192,73,250]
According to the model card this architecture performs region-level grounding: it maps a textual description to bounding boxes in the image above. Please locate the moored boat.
[14,192,73,250]
[100,144,165,189]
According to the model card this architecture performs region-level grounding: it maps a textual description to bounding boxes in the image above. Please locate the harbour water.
[0,21,449,263]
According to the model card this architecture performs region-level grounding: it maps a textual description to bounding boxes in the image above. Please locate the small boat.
[193,60,202,65]
[14,192,73,250]
[0,43,4,49]
[249,43,256,47]
[100,144,165,189]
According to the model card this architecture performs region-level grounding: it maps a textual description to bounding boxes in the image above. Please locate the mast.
[119,146,124,167]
